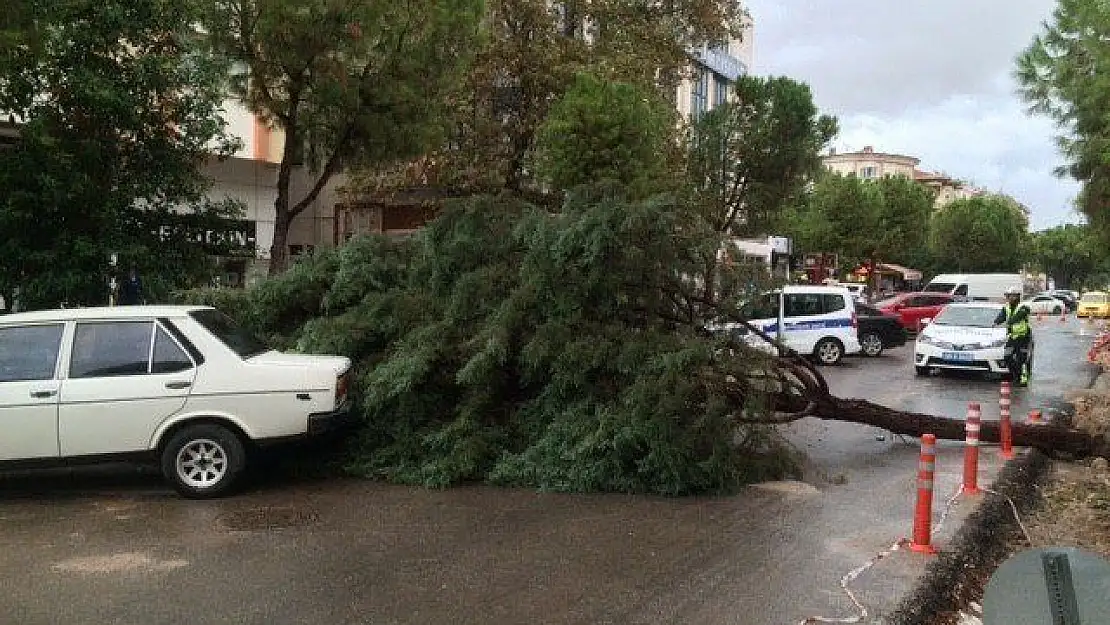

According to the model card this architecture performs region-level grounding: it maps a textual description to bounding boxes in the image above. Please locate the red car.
[874,292,956,332]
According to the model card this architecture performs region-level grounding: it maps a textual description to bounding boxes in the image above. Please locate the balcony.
[692,46,748,81]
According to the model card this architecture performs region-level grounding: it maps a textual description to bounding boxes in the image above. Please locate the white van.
[722,285,862,365]
[922,274,1023,302]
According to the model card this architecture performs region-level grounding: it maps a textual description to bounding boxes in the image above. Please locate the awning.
[877,263,923,281]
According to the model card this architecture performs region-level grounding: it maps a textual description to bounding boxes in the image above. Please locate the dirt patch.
[217,505,319,531]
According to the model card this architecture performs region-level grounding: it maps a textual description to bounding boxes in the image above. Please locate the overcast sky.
[745,0,1082,231]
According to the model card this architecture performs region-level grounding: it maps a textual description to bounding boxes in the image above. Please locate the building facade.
[675,12,754,120]
[821,146,985,209]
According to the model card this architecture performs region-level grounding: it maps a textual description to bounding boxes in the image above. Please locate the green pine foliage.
[177,187,799,495]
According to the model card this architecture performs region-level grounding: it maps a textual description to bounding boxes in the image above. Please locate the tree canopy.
[687,75,837,235]
[0,0,243,309]
[1016,0,1110,238]
[780,173,935,274]
[202,0,484,273]
[928,196,1030,273]
[1029,224,1107,290]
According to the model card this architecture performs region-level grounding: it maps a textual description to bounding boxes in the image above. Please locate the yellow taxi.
[1077,291,1110,318]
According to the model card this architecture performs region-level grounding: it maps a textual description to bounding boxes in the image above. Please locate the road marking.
[52,552,188,574]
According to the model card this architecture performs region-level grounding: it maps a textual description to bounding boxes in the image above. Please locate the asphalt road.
[0,318,1099,625]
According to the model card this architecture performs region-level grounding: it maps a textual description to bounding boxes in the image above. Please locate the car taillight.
[851,312,858,328]
[336,372,349,405]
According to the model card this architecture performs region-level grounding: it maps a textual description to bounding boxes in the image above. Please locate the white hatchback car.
[721,286,862,365]
[914,301,1031,378]
[0,305,352,497]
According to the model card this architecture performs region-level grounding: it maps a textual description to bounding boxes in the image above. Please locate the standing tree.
[687,75,838,235]
[1029,224,1103,289]
[530,73,680,196]
[928,196,1029,273]
[780,173,934,279]
[202,0,484,274]
[1016,0,1110,238]
[344,0,748,200]
[0,0,244,309]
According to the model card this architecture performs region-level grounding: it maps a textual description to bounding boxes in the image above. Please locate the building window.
[860,166,877,179]
[713,75,730,108]
[691,69,710,120]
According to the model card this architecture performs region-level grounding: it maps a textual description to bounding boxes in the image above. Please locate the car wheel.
[814,338,845,365]
[160,423,246,499]
[915,366,930,376]
[860,332,884,357]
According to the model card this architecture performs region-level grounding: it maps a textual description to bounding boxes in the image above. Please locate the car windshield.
[923,282,955,293]
[873,296,902,308]
[932,306,1001,328]
[1082,293,1107,303]
[856,304,881,316]
[190,309,270,359]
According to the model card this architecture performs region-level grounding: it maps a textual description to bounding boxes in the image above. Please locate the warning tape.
[797,485,963,625]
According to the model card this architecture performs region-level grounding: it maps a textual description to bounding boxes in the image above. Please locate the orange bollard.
[910,433,938,555]
[962,402,982,495]
[999,382,1014,460]
[1060,308,1068,323]
[1028,409,1043,424]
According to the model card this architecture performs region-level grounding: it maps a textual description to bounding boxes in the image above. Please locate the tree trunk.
[268,207,290,275]
[786,394,1110,459]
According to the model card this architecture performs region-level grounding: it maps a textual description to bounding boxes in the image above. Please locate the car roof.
[781,285,853,294]
[942,301,1003,309]
[0,305,212,325]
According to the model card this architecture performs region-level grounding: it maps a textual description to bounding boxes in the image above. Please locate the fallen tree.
[176,188,1110,494]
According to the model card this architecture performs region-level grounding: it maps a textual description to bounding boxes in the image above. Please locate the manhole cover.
[217,506,318,531]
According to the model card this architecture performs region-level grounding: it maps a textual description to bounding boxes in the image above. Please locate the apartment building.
[676,12,754,121]
[821,146,985,209]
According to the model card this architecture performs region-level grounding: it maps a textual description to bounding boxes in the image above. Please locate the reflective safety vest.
[1004,303,1030,339]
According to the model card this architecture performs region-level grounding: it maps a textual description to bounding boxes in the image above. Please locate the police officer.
[994,287,1032,387]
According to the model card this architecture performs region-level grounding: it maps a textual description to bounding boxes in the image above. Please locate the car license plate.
[942,351,973,361]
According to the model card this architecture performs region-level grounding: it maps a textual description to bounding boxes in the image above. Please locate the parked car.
[1046,290,1078,312]
[855,303,908,357]
[0,305,353,498]
[874,292,957,333]
[721,285,862,365]
[914,301,1030,379]
[1078,291,1110,319]
[922,273,1023,302]
[1021,294,1068,316]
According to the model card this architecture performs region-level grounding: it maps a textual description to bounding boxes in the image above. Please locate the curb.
[884,399,1080,625]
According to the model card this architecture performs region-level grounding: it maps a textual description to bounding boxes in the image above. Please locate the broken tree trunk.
[789,394,1110,460]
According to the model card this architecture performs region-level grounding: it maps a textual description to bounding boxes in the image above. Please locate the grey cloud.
[746,0,1079,229]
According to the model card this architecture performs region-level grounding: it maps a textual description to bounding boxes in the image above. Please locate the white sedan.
[0,305,353,498]
[914,301,1032,378]
[1020,294,1067,316]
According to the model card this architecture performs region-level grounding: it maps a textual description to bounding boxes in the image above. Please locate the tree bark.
[777,393,1110,459]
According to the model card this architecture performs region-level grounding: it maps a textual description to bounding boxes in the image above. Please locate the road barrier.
[910,433,939,555]
[962,402,982,495]
[1060,308,1068,323]
[999,381,1014,460]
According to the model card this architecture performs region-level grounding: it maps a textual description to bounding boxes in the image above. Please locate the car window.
[822,294,846,313]
[152,326,194,374]
[70,321,154,379]
[933,306,1003,328]
[924,282,955,293]
[924,295,952,307]
[784,293,823,317]
[1082,293,1108,304]
[905,295,930,307]
[741,292,779,320]
[190,309,269,359]
[856,304,881,316]
[873,296,902,308]
[0,324,64,382]
[953,284,968,297]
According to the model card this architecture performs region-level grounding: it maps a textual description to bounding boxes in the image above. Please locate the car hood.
[920,325,1006,342]
[247,351,351,374]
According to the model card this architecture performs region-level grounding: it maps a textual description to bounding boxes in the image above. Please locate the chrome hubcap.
[176,439,228,488]
[819,342,841,363]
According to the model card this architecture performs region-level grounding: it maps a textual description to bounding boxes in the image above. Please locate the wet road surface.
[0,318,1100,625]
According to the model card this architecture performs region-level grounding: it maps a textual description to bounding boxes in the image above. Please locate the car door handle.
[165,381,192,389]
[30,389,57,398]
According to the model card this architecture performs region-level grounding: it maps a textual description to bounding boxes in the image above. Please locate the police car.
[913,301,1032,378]
[721,286,862,365]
